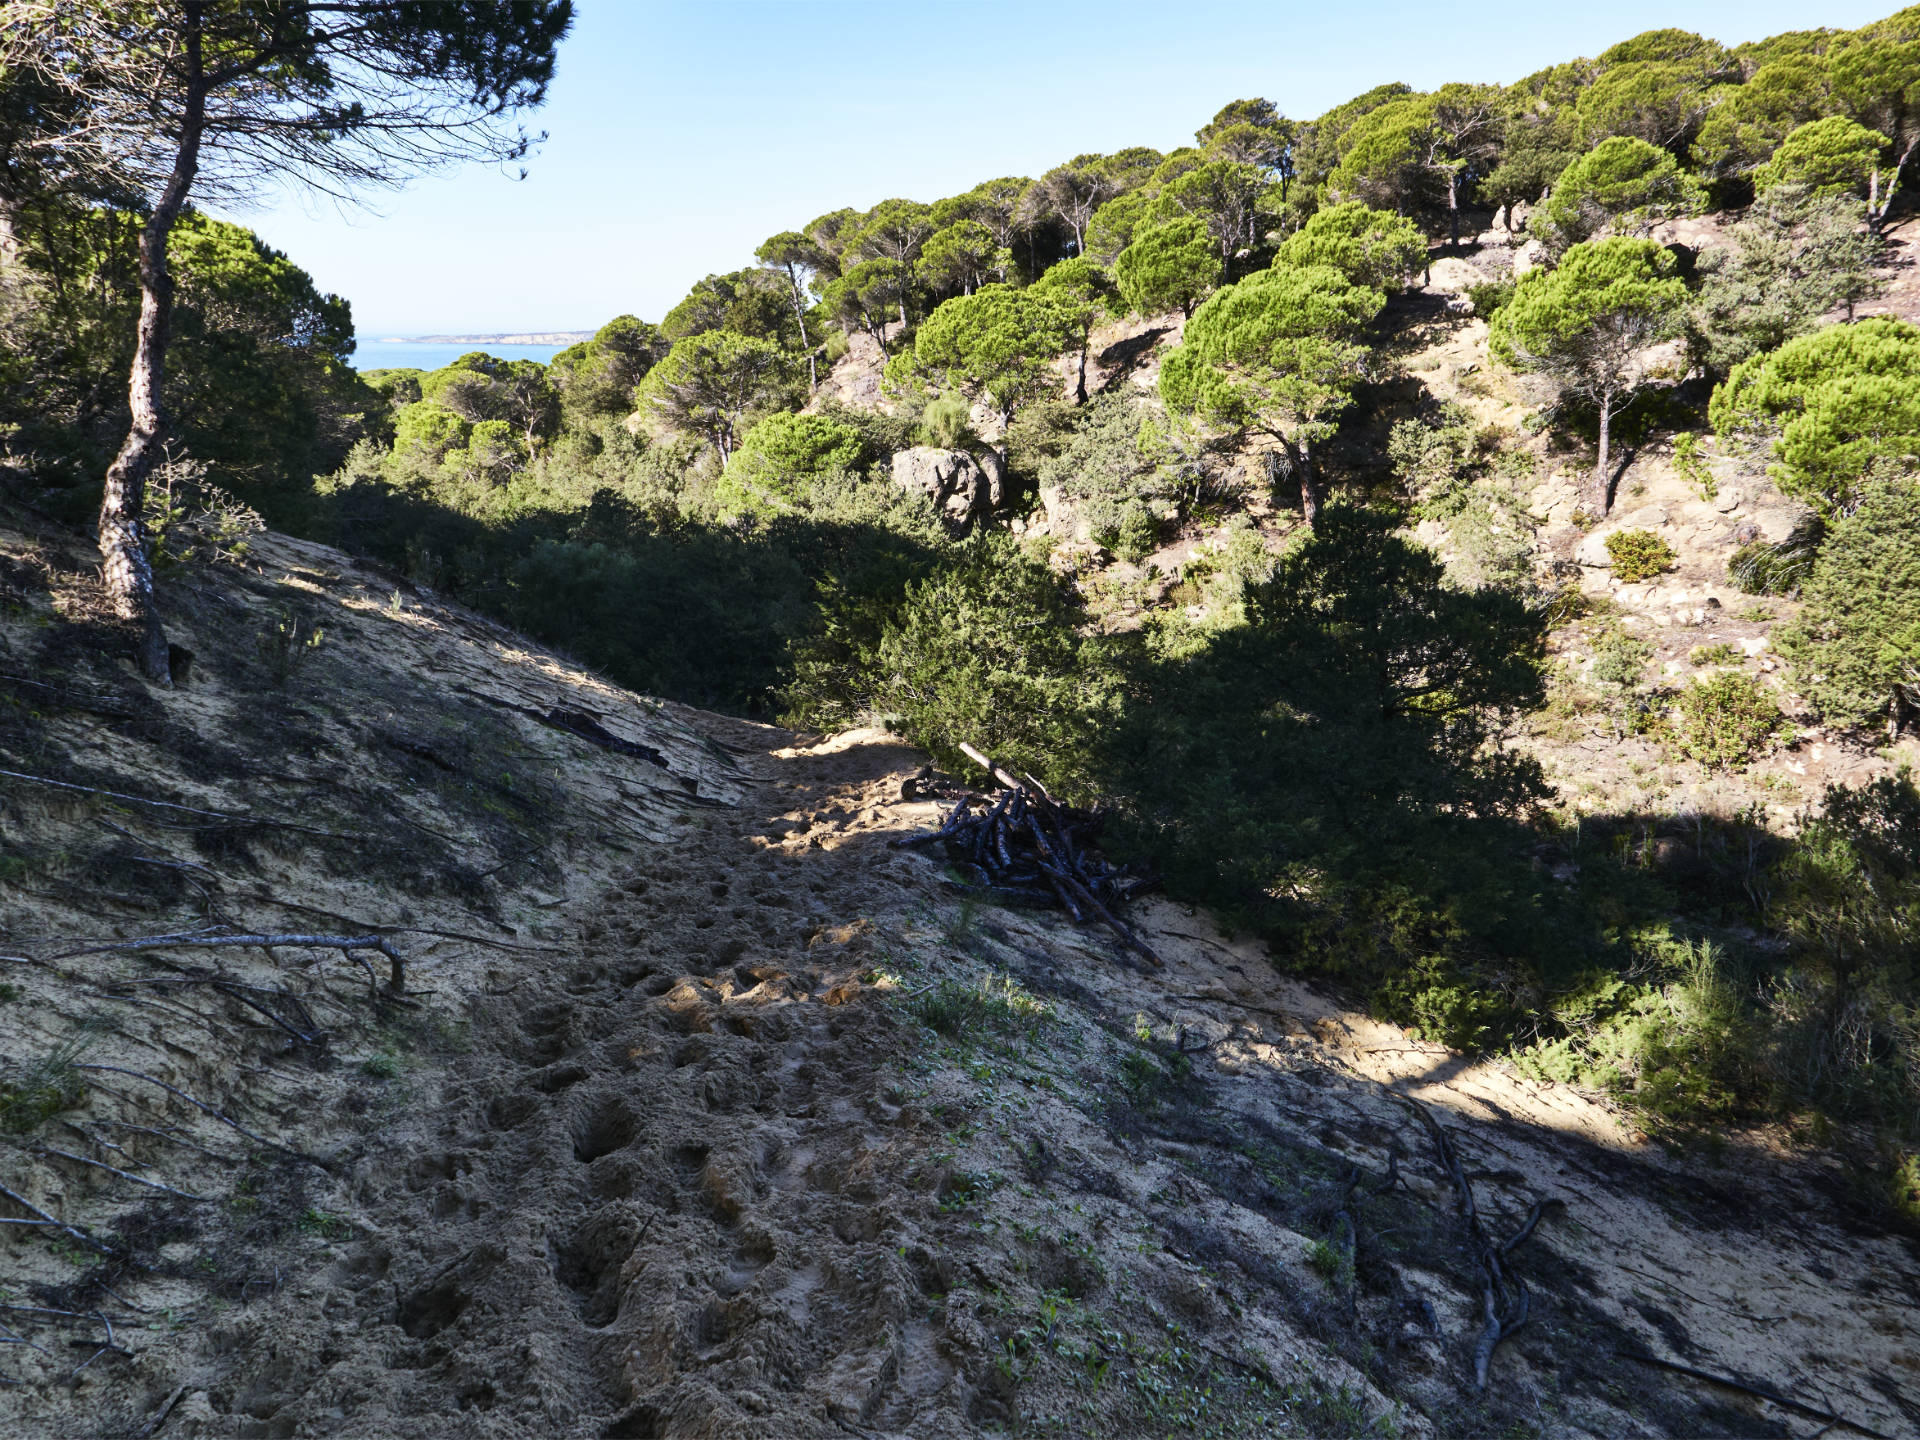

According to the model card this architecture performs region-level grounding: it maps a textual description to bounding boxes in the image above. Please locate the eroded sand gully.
[4,708,1917,1438]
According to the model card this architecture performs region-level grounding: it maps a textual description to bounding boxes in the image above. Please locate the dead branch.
[0,1184,111,1254]
[26,1146,211,1202]
[53,929,403,995]
[0,767,368,840]
[90,1120,232,1164]
[901,743,1161,965]
[1398,1093,1551,1390]
[1616,1350,1895,1440]
[74,1064,330,1168]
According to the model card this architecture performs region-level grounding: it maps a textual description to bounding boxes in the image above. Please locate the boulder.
[890,446,999,522]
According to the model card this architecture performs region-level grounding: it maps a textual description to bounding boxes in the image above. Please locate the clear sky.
[217,0,1897,340]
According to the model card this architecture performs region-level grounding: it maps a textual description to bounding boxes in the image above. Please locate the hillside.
[0,512,1914,1439]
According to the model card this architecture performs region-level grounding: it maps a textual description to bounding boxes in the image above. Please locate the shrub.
[918,393,977,451]
[1667,671,1782,769]
[1591,626,1654,689]
[1689,642,1741,667]
[1728,514,1824,596]
[854,538,1115,784]
[1777,481,1920,731]
[1604,528,1675,581]
[1671,431,1715,499]
[1466,279,1515,319]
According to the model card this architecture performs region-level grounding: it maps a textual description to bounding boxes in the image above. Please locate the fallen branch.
[0,768,366,840]
[0,1183,111,1254]
[1399,1094,1550,1390]
[902,743,1160,965]
[27,1147,211,1202]
[54,930,403,995]
[1615,1350,1895,1440]
[74,1065,330,1168]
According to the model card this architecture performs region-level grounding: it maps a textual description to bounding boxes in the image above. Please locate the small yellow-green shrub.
[1605,528,1675,582]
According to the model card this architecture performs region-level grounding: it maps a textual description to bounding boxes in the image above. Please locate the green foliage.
[1490,239,1686,456]
[1666,671,1783,768]
[1671,431,1716,498]
[1689,642,1742,666]
[907,974,1053,1043]
[1766,772,1920,1140]
[894,284,1075,424]
[711,413,866,519]
[1696,64,1832,187]
[1034,392,1172,557]
[661,269,796,346]
[1604,528,1675,581]
[1534,137,1702,252]
[1465,278,1515,318]
[1757,116,1891,197]
[854,539,1113,784]
[1591,626,1655,689]
[0,1043,86,1135]
[917,394,977,451]
[257,607,325,685]
[0,205,377,514]
[916,220,1010,299]
[1102,506,1548,1044]
[1388,403,1484,514]
[1688,190,1884,375]
[1160,263,1384,462]
[549,315,665,421]
[1271,202,1427,293]
[1729,514,1826,596]
[1113,217,1222,319]
[1777,481,1920,729]
[1710,317,1920,514]
[636,329,800,461]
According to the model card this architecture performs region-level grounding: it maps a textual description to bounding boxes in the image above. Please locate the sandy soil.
[4,528,1914,1440]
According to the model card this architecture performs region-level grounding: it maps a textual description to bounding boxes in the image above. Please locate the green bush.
[1777,482,1920,731]
[813,537,1115,784]
[1728,514,1824,596]
[1688,642,1742,667]
[1604,528,1675,582]
[1465,279,1515,319]
[1667,671,1782,769]
[917,393,977,451]
[1591,626,1654,689]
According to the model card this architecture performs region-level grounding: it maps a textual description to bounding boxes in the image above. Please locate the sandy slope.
[1,520,1915,1439]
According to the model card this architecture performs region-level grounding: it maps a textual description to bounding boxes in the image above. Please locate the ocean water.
[349,340,569,373]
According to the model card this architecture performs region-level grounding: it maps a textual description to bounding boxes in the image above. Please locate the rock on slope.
[0,515,1915,1439]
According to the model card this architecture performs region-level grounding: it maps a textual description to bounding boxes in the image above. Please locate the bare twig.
[1616,1351,1894,1440]
[27,1147,211,1202]
[137,1385,188,1439]
[54,930,403,994]
[0,1182,112,1254]
[74,1065,329,1168]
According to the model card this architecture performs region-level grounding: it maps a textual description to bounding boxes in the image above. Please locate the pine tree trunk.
[1589,391,1614,518]
[100,4,207,685]
[1289,439,1321,527]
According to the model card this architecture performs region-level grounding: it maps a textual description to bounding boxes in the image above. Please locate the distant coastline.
[376,331,593,345]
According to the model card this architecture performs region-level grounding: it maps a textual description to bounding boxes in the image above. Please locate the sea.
[348,340,570,373]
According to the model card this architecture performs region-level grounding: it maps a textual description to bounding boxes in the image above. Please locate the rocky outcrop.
[891,445,1005,522]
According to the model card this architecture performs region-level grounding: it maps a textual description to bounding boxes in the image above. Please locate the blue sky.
[220,0,1896,339]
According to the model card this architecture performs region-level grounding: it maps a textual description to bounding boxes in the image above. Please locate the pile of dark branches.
[894,742,1160,965]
